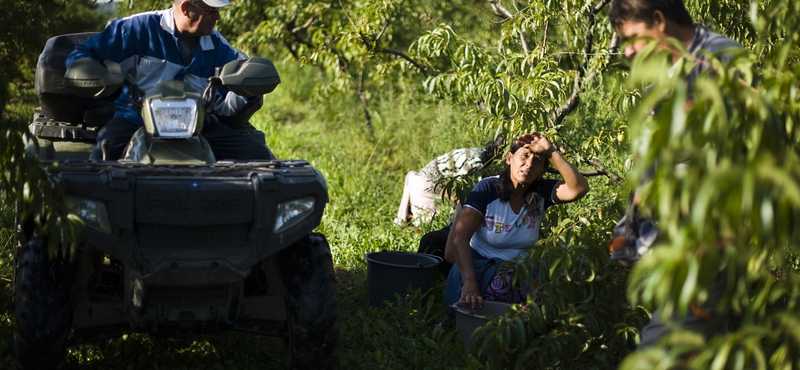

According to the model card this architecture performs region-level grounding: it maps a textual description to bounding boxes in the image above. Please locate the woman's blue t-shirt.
[463,176,560,260]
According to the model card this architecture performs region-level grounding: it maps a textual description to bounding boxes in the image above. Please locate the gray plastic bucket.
[364,251,442,307]
[453,300,513,354]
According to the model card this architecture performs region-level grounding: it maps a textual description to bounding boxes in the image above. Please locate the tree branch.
[544,0,622,185]
[291,16,316,34]
[357,69,373,129]
[489,1,530,54]
[283,40,299,59]
[541,20,549,59]
[550,0,612,128]
[582,158,623,183]
[546,168,617,178]
[380,49,428,77]
[489,0,513,19]
[580,169,615,177]
[375,22,390,46]
[285,15,314,48]
[520,29,530,54]
[545,155,623,183]
[356,22,428,77]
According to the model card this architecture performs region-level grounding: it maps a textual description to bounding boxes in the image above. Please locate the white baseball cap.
[199,0,232,7]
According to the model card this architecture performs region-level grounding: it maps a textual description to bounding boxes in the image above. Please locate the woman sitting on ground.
[444,132,589,316]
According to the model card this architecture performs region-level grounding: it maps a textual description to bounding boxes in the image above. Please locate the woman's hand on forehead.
[515,132,553,155]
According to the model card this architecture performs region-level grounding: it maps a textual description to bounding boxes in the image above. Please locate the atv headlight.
[65,196,111,234]
[149,98,199,138]
[274,197,315,233]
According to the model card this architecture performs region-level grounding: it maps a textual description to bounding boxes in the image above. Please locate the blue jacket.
[66,8,248,126]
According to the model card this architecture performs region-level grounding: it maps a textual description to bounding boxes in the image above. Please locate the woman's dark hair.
[496,141,548,215]
[609,0,694,28]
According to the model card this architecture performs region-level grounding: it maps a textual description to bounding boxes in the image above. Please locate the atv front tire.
[14,238,73,370]
[281,233,340,370]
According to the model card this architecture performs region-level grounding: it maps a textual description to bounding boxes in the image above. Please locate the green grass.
[257,63,481,369]
[0,203,14,369]
[0,59,635,370]
[0,62,487,369]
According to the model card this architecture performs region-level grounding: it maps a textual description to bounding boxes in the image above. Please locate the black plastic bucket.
[453,300,513,354]
[364,251,442,307]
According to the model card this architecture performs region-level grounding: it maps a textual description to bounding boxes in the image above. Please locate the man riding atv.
[14,1,339,369]
[67,0,275,161]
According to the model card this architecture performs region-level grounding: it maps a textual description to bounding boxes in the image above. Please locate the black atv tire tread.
[281,233,340,370]
[14,239,73,370]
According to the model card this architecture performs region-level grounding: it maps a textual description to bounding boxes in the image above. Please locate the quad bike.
[13,33,339,369]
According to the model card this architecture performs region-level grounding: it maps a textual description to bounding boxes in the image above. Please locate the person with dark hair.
[608,0,741,99]
[608,0,695,29]
[442,132,589,317]
[395,135,506,227]
[66,0,275,161]
[607,0,743,351]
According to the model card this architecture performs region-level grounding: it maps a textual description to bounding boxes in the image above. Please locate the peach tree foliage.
[213,0,798,367]
[0,0,107,106]
[616,0,800,368]
[458,1,798,369]
[0,0,107,260]
[5,0,795,367]
[0,122,83,260]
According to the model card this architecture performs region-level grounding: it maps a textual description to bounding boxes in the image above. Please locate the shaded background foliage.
[0,0,107,263]
[0,0,108,109]
[1,0,799,369]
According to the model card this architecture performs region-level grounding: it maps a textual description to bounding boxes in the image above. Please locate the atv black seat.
[35,32,117,127]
